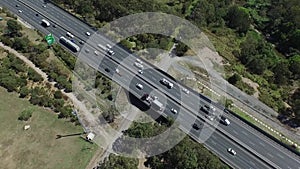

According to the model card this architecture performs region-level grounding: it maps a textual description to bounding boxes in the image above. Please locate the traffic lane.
[94,34,219,111]
[224,116,300,169]
[179,112,270,168]
[1,0,69,42]
[206,132,270,169]
[17,0,88,41]
[196,85,299,168]
[40,1,94,35]
[2,1,77,53]
[196,93,300,167]
[35,0,94,40]
[94,33,222,120]
[0,1,54,36]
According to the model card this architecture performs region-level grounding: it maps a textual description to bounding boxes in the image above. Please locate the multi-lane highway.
[1,0,300,169]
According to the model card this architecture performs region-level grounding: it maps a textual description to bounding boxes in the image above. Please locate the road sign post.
[45,33,55,45]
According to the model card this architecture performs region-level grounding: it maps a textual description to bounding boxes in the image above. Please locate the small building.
[86,132,95,141]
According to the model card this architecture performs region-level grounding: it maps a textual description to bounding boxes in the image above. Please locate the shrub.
[18,109,33,121]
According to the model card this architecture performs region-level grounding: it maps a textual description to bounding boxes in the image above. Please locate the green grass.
[229,105,300,152]
[0,87,98,169]
[230,106,257,124]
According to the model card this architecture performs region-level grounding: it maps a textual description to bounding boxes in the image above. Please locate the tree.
[273,61,291,85]
[175,42,188,56]
[247,57,268,75]
[75,1,93,16]
[120,39,134,50]
[58,105,73,118]
[290,88,300,123]
[289,55,300,79]
[226,5,251,33]
[28,68,43,82]
[0,75,20,92]
[54,90,63,99]
[228,73,241,85]
[97,154,138,169]
[19,86,29,98]
[146,137,229,169]
[12,37,30,52]
[239,35,259,64]
[102,105,119,123]
[6,19,22,37]
[288,29,300,51]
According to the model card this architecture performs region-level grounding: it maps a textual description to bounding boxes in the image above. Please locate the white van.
[66,32,74,38]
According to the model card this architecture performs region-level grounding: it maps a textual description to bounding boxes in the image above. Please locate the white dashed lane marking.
[232,129,239,135]
[259,142,265,146]
[248,141,255,146]
[267,153,274,158]
[276,153,284,159]
[242,130,249,136]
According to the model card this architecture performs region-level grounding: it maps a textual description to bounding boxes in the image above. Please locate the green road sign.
[45,33,55,45]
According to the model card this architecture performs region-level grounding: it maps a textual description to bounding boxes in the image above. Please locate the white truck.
[152,99,163,111]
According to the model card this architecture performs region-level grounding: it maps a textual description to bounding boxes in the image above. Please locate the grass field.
[0,87,98,169]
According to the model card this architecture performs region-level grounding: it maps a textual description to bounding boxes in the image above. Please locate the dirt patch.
[241,77,260,98]
[138,158,150,169]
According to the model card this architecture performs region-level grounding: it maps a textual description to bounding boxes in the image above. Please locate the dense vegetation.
[0,10,79,121]
[97,154,138,169]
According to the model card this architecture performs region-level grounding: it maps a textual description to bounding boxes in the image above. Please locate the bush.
[18,109,33,121]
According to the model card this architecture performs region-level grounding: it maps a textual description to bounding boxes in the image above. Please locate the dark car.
[192,122,202,130]
[104,68,110,72]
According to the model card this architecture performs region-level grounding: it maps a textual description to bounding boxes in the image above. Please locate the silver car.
[136,83,143,90]
[134,62,144,69]
[227,148,236,156]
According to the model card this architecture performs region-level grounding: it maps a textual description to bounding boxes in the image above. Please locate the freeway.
[75,42,271,169]
[1,0,300,168]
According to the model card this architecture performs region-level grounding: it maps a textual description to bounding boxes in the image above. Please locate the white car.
[94,50,99,55]
[18,10,22,13]
[171,108,177,114]
[66,32,74,38]
[202,105,216,113]
[227,148,236,156]
[138,69,143,74]
[136,58,143,64]
[134,62,144,69]
[182,88,190,94]
[220,116,230,125]
[205,114,214,121]
[107,49,115,55]
[86,32,91,36]
[136,83,143,90]
[106,44,112,49]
